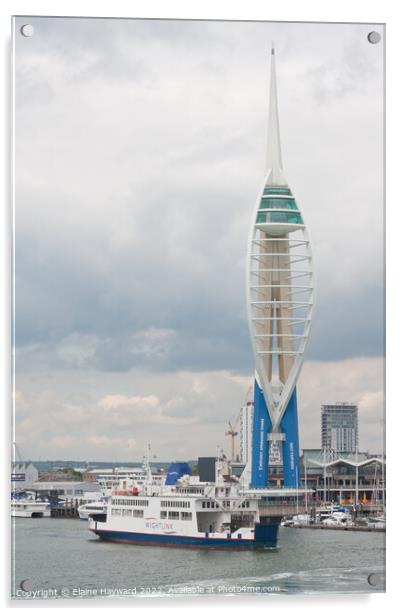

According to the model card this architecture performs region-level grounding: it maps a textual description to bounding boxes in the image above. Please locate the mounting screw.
[367,31,381,44]
[20,24,34,37]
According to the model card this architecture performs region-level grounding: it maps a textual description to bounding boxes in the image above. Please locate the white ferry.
[88,457,279,549]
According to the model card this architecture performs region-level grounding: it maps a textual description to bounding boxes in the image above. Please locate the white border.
[2,0,400,613]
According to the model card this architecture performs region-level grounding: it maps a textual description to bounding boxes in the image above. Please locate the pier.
[283,524,385,533]
[50,499,80,518]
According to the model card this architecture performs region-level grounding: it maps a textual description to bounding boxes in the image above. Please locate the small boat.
[321,510,353,527]
[78,499,108,521]
[280,517,294,527]
[367,516,386,529]
[290,513,312,526]
[11,492,51,518]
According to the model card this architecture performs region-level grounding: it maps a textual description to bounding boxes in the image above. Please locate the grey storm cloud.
[13,17,384,457]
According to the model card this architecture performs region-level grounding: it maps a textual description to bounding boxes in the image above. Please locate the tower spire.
[266,46,285,185]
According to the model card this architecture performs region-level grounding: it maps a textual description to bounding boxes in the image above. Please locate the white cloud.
[16,418,33,432]
[56,333,98,368]
[50,435,78,449]
[87,435,123,449]
[98,394,160,410]
[358,390,384,422]
[13,356,384,460]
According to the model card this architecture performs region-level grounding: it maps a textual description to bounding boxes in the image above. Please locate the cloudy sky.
[13,17,384,461]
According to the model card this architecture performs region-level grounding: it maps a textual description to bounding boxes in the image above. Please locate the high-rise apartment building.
[321,403,358,453]
[239,398,253,464]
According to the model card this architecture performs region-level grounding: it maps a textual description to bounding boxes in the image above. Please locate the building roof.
[12,462,37,471]
[302,449,385,468]
[307,457,385,469]
[85,467,143,474]
[26,481,99,490]
[84,468,115,474]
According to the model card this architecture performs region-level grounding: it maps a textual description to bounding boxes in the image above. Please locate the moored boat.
[78,499,108,521]
[367,516,386,529]
[11,492,51,518]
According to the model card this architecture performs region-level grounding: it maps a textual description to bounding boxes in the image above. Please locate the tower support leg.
[280,388,300,488]
[250,380,272,488]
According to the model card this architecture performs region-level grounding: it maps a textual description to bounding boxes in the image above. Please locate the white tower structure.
[246,48,314,488]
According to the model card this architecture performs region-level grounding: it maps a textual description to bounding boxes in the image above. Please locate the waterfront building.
[301,449,385,510]
[321,403,358,453]
[232,449,385,512]
[82,468,115,482]
[246,48,314,488]
[38,469,83,482]
[23,481,100,502]
[11,462,39,486]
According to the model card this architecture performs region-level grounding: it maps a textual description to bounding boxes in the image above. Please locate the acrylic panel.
[12,16,385,599]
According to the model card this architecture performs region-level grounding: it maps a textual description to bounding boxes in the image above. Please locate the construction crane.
[225,386,254,462]
[225,420,239,462]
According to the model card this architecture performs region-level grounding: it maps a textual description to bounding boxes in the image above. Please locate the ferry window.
[161,511,167,519]
[202,502,205,508]
[133,510,143,518]
[168,511,179,520]
[207,502,210,509]
[181,512,192,520]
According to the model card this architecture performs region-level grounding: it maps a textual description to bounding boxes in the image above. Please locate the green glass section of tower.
[257,184,303,224]
[256,211,304,225]
[263,186,292,196]
[259,197,299,211]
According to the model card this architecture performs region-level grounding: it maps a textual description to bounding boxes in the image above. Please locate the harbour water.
[12,517,385,599]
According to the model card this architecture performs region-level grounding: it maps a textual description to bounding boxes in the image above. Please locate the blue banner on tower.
[281,388,300,488]
[250,380,272,488]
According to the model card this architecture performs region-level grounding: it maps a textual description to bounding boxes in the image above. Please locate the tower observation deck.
[245,49,314,489]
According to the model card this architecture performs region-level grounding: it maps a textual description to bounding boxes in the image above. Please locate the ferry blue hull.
[91,525,278,550]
